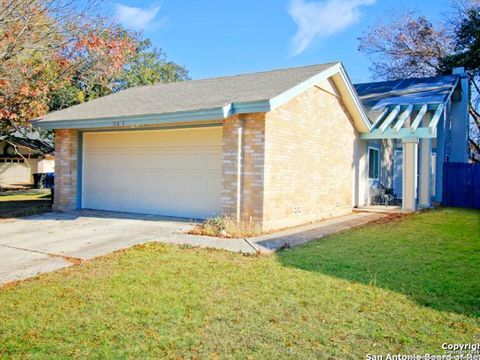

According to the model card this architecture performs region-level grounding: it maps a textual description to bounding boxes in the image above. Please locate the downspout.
[236,119,244,223]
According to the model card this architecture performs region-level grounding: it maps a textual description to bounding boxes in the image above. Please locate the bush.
[189,215,262,238]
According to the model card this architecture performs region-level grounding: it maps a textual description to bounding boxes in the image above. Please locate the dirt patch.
[371,212,412,224]
[48,253,84,265]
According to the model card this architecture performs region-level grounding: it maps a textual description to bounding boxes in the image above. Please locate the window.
[368,147,380,179]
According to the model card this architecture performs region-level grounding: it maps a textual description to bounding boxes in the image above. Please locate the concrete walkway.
[131,212,386,254]
[0,210,385,286]
[251,212,386,252]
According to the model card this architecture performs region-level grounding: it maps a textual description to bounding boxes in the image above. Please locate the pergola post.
[402,138,418,211]
[418,137,432,208]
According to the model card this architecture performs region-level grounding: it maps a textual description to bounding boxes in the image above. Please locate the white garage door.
[82,127,222,219]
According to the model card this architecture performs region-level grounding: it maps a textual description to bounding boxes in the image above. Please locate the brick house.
[35,63,469,231]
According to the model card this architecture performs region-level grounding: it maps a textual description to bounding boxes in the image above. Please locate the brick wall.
[262,79,362,230]
[221,113,266,221]
[53,129,78,211]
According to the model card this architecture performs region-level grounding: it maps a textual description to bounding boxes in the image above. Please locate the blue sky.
[102,0,452,83]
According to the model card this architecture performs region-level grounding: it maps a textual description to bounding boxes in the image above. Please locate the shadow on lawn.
[276,208,480,318]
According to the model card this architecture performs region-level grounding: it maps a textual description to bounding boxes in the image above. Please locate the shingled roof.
[354,75,460,118]
[0,128,54,154]
[37,63,338,123]
[354,75,461,140]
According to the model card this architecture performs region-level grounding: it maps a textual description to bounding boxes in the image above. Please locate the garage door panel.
[82,127,222,219]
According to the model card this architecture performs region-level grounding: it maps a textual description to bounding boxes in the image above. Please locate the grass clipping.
[189,216,262,238]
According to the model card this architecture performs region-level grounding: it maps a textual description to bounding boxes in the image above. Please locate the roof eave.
[334,64,372,132]
[34,101,273,130]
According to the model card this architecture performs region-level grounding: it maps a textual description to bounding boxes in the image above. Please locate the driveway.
[0,210,385,286]
[0,210,196,285]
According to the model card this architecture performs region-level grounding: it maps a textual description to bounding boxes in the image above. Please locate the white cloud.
[114,3,161,31]
[288,0,375,56]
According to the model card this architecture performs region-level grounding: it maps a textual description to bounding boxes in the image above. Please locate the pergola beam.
[379,105,401,133]
[360,102,444,140]
[360,127,435,140]
[370,107,389,131]
[410,104,428,132]
[393,105,413,132]
[428,104,444,133]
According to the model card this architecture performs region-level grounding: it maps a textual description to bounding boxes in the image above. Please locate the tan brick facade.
[54,79,364,231]
[53,129,78,211]
[262,79,362,230]
[219,79,363,231]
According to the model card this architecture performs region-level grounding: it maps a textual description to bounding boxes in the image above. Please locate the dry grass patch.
[189,215,262,238]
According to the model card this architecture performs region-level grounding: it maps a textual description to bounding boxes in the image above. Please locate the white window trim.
[368,146,380,180]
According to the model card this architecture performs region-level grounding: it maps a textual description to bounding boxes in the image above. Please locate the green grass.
[0,190,51,218]
[0,208,478,359]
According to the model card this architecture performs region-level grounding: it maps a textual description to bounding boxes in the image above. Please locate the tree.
[358,3,480,161]
[358,12,454,79]
[48,21,139,111]
[115,39,189,91]
[49,39,190,112]
[0,0,138,132]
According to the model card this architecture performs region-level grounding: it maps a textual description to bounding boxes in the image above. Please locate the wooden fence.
[443,162,480,209]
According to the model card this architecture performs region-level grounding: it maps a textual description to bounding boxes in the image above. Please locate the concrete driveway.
[0,210,195,285]
[0,210,384,286]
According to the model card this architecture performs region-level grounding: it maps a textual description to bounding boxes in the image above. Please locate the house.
[34,63,469,231]
[0,129,55,188]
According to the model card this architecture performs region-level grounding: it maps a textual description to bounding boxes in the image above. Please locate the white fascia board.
[268,64,340,110]
[34,107,229,129]
[34,100,272,130]
[336,64,372,132]
[268,63,372,133]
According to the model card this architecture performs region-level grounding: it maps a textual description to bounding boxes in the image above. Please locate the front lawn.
[0,208,478,358]
[0,189,51,218]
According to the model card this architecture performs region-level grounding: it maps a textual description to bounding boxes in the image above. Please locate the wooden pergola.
[360,103,445,211]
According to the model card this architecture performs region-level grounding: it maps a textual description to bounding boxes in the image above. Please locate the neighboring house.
[34,63,469,231]
[0,129,55,188]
